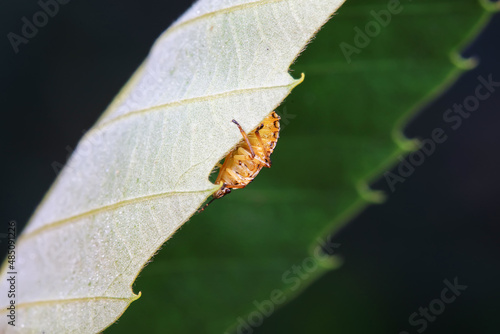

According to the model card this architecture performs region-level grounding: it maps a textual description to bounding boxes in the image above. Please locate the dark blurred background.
[1,1,499,333]
[254,11,500,334]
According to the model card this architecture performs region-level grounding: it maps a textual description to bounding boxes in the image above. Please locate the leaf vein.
[89,83,297,140]
[0,295,138,312]
[162,0,289,41]
[19,189,213,245]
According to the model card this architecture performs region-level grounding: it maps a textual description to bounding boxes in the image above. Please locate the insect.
[200,111,280,211]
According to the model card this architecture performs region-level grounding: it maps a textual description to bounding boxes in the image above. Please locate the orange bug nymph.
[201,111,280,211]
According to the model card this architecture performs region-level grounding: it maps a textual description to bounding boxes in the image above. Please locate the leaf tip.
[292,72,306,89]
[356,182,386,204]
[392,130,420,152]
[318,254,344,270]
[133,291,142,301]
[450,52,479,70]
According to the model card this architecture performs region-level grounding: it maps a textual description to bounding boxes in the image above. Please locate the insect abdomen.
[212,111,280,199]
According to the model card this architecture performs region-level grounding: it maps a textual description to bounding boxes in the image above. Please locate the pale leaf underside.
[0,0,346,332]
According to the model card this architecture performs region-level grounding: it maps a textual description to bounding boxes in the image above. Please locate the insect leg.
[227,184,247,189]
[214,153,232,185]
[254,124,271,168]
[197,196,217,213]
[231,147,254,161]
[232,154,252,161]
[232,119,255,158]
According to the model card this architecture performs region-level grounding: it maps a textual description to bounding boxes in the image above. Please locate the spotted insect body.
[213,111,280,199]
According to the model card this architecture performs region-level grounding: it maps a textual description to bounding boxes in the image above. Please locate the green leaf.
[103,1,498,334]
[0,0,347,332]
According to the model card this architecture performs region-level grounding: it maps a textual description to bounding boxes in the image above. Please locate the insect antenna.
[197,196,217,214]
